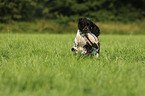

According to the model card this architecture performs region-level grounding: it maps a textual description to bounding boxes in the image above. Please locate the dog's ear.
[78,18,83,22]
[78,18,83,31]
[91,23,100,37]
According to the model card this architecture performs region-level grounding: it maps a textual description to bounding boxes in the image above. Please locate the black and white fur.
[71,18,100,57]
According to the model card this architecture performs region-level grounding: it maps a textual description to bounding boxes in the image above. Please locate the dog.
[71,18,100,57]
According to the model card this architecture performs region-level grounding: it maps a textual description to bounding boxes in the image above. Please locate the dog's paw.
[71,47,78,54]
[94,53,99,58]
[71,48,75,51]
[71,47,77,51]
[81,50,87,55]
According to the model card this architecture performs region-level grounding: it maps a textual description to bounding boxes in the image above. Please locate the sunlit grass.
[97,19,145,34]
[0,19,145,34]
[0,33,144,96]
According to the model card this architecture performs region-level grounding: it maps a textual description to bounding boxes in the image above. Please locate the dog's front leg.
[95,42,100,57]
[91,42,100,57]
[71,38,78,53]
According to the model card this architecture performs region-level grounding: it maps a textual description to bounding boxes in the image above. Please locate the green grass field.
[0,34,144,96]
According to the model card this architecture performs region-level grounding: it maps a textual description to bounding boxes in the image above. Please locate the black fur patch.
[78,18,100,37]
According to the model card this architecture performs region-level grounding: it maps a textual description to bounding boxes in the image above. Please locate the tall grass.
[0,19,145,34]
[97,20,145,34]
[0,33,144,96]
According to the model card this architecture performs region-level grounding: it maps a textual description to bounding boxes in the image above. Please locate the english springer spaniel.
[71,18,100,57]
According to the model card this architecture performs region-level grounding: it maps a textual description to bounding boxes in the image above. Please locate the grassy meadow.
[0,33,144,96]
[0,19,145,34]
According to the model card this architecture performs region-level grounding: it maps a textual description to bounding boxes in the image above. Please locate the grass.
[0,19,145,34]
[0,33,145,96]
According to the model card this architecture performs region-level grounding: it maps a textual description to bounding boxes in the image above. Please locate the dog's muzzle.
[83,26,89,32]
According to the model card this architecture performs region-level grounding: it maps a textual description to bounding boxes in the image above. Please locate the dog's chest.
[76,33,86,46]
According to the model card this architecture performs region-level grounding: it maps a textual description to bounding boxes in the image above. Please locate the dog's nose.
[83,26,88,30]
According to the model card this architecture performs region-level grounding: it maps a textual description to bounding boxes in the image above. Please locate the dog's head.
[78,18,92,33]
[78,18,100,37]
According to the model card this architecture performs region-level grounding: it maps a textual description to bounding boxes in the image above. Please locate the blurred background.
[0,0,145,34]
